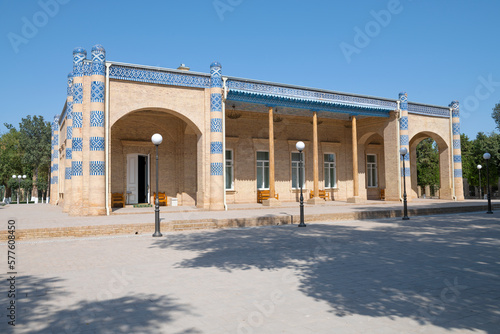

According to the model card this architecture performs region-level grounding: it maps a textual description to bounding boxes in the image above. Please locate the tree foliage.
[0,116,51,198]
[461,132,499,191]
[492,103,500,132]
[416,138,440,187]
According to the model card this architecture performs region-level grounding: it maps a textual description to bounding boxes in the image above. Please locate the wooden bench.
[309,189,331,201]
[257,190,279,203]
[111,193,125,208]
[153,192,168,206]
[380,188,385,200]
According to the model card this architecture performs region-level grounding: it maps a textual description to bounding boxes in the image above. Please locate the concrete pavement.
[1,211,499,333]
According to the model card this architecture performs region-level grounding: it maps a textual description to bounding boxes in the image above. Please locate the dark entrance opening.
[138,155,148,203]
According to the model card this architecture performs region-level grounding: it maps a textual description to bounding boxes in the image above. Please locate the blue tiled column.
[50,115,59,205]
[70,47,86,215]
[399,92,411,197]
[63,72,74,212]
[89,44,106,215]
[450,101,464,200]
[209,61,224,210]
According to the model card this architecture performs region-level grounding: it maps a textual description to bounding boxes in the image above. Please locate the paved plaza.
[1,209,499,333]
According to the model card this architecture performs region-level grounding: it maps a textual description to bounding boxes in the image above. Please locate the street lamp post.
[11,175,26,205]
[483,153,493,214]
[399,147,409,220]
[151,133,163,237]
[296,141,306,227]
[477,164,482,199]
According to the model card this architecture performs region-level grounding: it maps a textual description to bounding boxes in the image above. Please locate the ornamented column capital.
[91,44,106,76]
[73,47,87,77]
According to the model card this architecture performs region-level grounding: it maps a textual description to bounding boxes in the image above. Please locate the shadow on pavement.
[152,213,500,333]
[1,275,197,333]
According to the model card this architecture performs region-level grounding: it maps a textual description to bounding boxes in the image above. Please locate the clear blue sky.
[1,0,499,139]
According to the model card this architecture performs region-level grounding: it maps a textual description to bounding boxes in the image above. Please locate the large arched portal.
[409,131,452,200]
[111,108,201,207]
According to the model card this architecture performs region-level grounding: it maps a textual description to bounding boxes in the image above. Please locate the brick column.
[63,72,74,212]
[450,100,464,200]
[209,61,224,210]
[399,92,411,200]
[88,44,106,215]
[49,115,59,205]
[70,47,86,215]
[348,115,361,203]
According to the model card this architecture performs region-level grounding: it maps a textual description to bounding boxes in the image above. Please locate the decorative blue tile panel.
[72,161,83,176]
[66,148,72,159]
[454,169,462,178]
[52,135,59,146]
[227,80,397,110]
[52,163,58,172]
[73,83,83,104]
[210,118,223,132]
[408,104,450,118]
[453,139,461,150]
[109,65,210,88]
[400,116,408,130]
[83,61,92,76]
[91,81,105,103]
[90,110,105,127]
[452,110,459,118]
[452,123,460,135]
[65,167,72,180]
[400,135,409,146]
[210,162,223,176]
[67,126,72,140]
[72,137,83,151]
[400,153,410,161]
[400,167,411,177]
[453,155,462,163]
[90,161,105,176]
[210,141,223,154]
[90,137,105,151]
[52,150,58,160]
[51,176,58,184]
[73,112,82,128]
[211,94,222,112]
[67,102,73,119]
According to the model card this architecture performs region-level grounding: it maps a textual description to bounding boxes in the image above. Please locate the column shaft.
[313,111,319,198]
[209,62,224,210]
[268,107,276,198]
[352,116,359,197]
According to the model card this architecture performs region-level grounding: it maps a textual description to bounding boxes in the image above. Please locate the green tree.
[0,125,23,197]
[492,103,500,131]
[18,116,51,198]
[416,138,440,190]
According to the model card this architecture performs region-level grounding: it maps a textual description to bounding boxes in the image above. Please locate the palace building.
[49,45,464,215]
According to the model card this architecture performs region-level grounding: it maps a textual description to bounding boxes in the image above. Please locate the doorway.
[127,153,150,204]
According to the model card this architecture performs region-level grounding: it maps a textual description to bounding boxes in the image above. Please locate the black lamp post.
[296,141,306,227]
[12,174,26,205]
[477,164,482,199]
[152,133,163,237]
[483,153,493,214]
[400,147,409,220]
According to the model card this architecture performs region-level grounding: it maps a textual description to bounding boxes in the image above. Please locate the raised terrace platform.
[1,199,498,240]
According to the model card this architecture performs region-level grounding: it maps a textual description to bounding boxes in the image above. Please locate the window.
[225,150,233,190]
[367,154,377,187]
[291,152,305,189]
[256,151,269,189]
[324,153,337,188]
